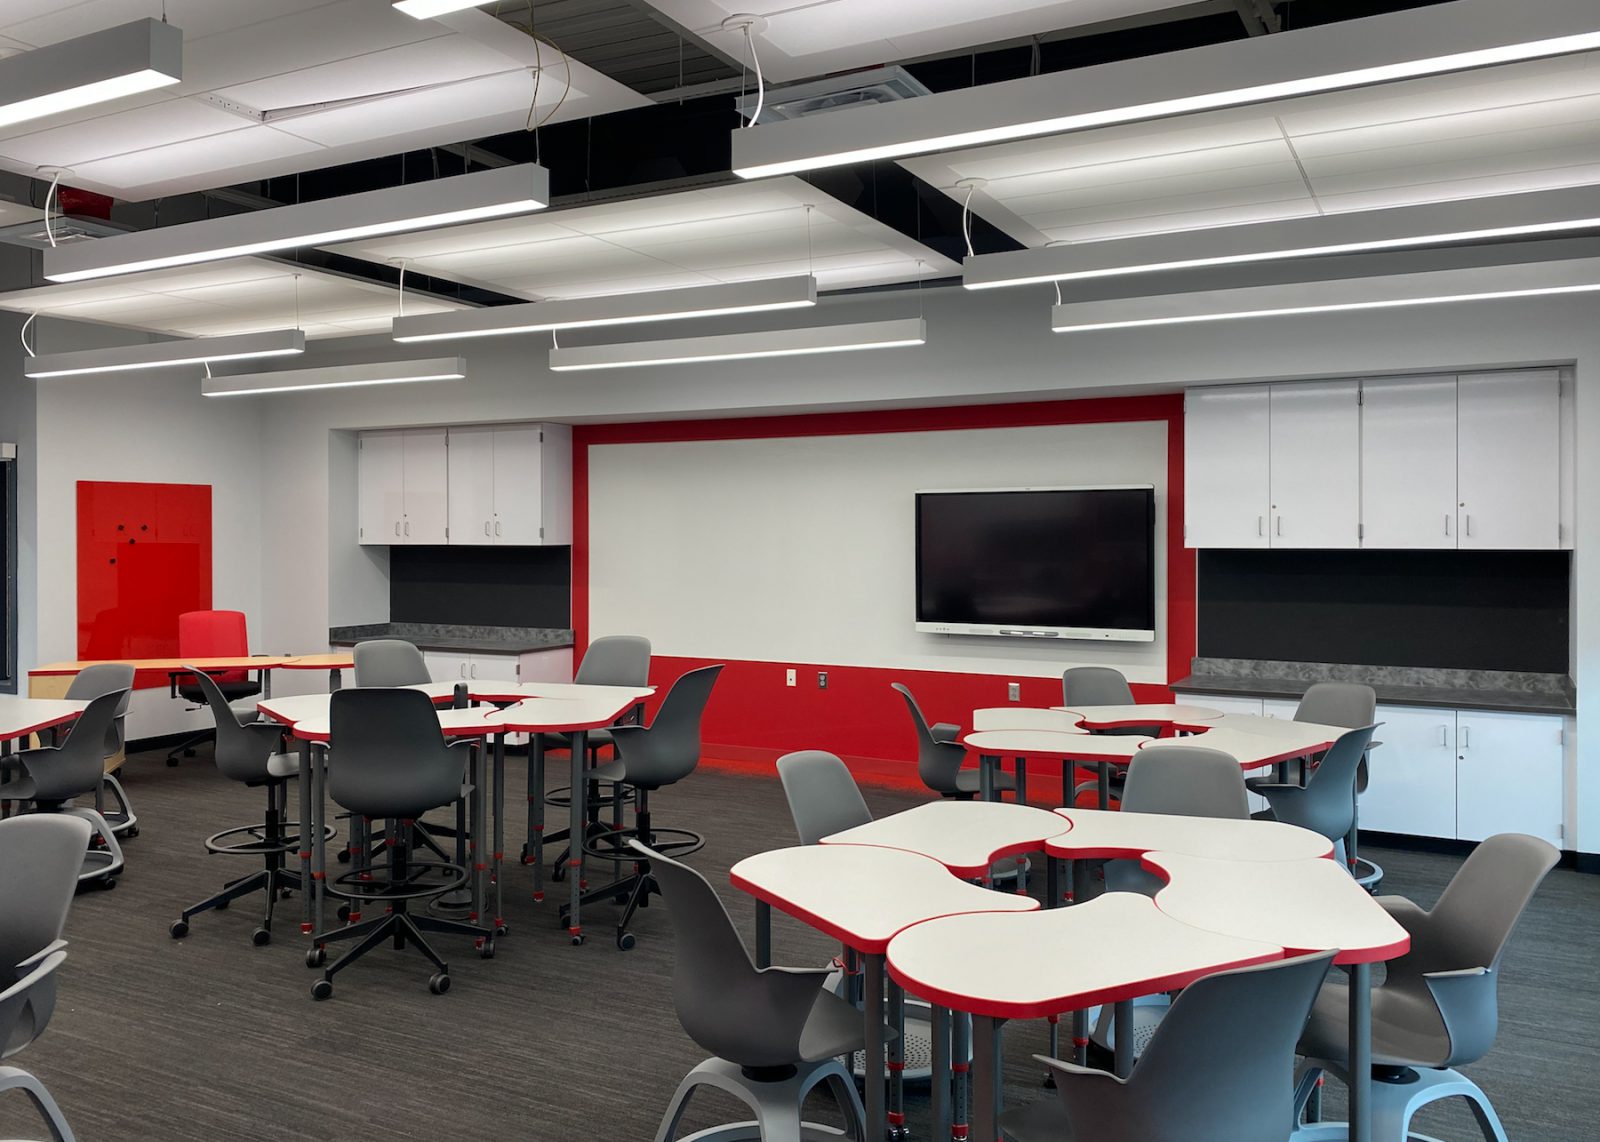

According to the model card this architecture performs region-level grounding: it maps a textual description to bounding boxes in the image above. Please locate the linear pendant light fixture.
[731,0,1600,178]
[0,19,181,131]
[393,275,818,343]
[24,329,305,379]
[1049,256,1600,333]
[392,0,489,17]
[548,318,926,372]
[965,186,1600,289]
[44,164,549,283]
[201,357,466,397]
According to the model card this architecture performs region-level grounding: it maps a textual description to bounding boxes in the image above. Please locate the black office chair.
[569,664,723,950]
[305,688,491,999]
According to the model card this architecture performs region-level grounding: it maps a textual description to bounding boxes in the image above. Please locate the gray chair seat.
[954,768,1017,796]
[799,987,873,1061]
[1297,975,1452,1068]
[266,752,300,780]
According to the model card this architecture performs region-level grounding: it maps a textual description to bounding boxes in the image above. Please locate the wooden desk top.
[30,656,292,675]
[731,844,1038,955]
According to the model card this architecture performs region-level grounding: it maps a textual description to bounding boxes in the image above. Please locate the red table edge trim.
[820,834,1072,879]
[0,709,86,740]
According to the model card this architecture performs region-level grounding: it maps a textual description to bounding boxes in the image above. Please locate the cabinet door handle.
[484,521,491,536]
[1461,726,1471,749]
[404,521,410,537]
[494,521,501,537]
[1444,515,1451,537]
[1439,725,1448,747]
[459,662,466,678]
[394,521,401,536]
[1257,515,1264,537]
[1464,514,1472,538]
[1276,515,1282,537]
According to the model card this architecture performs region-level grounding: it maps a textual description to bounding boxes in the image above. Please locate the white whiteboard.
[587,421,1171,682]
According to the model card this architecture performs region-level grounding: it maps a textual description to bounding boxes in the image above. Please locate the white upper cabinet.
[1268,380,1360,549]
[1456,370,1561,550]
[447,426,497,545]
[401,429,449,545]
[357,430,405,545]
[493,424,547,545]
[1184,386,1270,548]
[444,423,570,546]
[1361,376,1458,549]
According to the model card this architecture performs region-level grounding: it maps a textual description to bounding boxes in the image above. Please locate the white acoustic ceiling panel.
[638,0,1180,83]
[0,257,465,341]
[325,176,958,298]
[0,2,649,200]
[901,50,1600,247]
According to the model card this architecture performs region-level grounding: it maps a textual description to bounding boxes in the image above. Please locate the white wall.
[587,423,1170,681]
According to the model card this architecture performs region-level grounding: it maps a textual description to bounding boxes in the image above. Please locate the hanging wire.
[551,328,560,350]
[741,24,765,128]
[395,259,408,318]
[1054,279,1063,306]
[20,312,37,357]
[961,183,976,258]
[43,170,62,248]
[204,360,213,380]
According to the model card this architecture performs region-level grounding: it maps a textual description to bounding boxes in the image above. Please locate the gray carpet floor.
[2,745,1596,1141]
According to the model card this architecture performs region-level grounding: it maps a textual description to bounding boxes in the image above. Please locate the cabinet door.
[468,654,521,682]
[1361,376,1457,549]
[402,429,449,545]
[1184,386,1271,548]
[1260,697,1299,720]
[539,423,574,545]
[1457,370,1560,549]
[1455,710,1563,846]
[1269,380,1360,548]
[423,651,467,682]
[357,431,405,545]
[492,425,545,545]
[1360,705,1457,839]
[447,427,495,546]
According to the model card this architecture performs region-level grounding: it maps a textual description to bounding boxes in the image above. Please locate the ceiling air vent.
[736,66,931,123]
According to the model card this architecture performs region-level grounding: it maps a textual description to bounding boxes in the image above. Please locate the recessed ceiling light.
[0,19,181,131]
[25,329,305,379]
[201,357,466,397]
[44,165,549,283]
[548,318,926,371]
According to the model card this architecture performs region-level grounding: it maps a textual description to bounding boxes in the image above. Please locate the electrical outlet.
[818,671,828,690]
[785,668,796,687]
[1008,682,1021,702]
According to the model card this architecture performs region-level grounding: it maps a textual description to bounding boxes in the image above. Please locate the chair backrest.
[1285,724,1378,842]
[646,844,816,1068]
[64,662,134,757]
[610,665,722,788]
[1062,667,1155,737]
[1385,832,1558,1066]
[0,816,92,988]
[575,635,651,686]
[1294,682,1376,729]
[327,689,462,818]
[777,751,872,845]
[1106,747,1248,894]
[187,666,284,784]
[353,639,430,687]
[0,949,67,1061]
[890,683,964,793]
[178,610,250,684]
[21,690,127,802]
[1059,951,1335,1142]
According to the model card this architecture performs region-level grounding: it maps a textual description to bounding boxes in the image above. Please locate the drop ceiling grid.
[324,177,958,300]
[900,50,1600,248]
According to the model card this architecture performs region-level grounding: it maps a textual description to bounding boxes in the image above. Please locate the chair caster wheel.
[126,826,140,838]
[311,980,333,1001]
[429,972,451,995]
[170,920,189,939]
[306,946,326,968]
[252,927,271,947]
[336,904,350,922]
[494,922,509,937]
[166,758,180,768]
[552,868,566,883]
[278,888,293,899]
[616,931,636,951]
[337,849,351,864]
[98,878,117,890]
[478,939,495,960]
[570,933,585,946]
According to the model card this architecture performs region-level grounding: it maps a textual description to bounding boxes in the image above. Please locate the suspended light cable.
[20,312,37,357]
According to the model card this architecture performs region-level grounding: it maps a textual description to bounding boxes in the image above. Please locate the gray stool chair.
[572,663,722,950]
[891,683,1016,800]
[1292,833,1558,1142]
[1,690,128,887]
[169,667,314,947]
[1281,681,1381,888]
[776,750,871,845]
[63,662,139,838]
[640,839,877,1142]
[352,637,429,686]
[1000,951,1336,1142]
[0,815,94,1142]
[1062,666,1158,808]
[306,688,490,999]
[1250,725,1378,867]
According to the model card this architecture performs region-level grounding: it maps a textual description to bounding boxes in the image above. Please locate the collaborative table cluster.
[734,797,1403,1142]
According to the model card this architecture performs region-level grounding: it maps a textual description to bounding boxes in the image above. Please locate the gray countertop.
[329,623,573,655]
[1173,658,1574,716]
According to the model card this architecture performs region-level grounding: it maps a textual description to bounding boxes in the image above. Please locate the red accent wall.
[572,395,1192,790]
[76,481,212,688]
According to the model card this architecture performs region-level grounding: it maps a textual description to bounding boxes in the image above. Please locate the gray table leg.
[329,668,341,691]
[754,900,771,969]
[492,731,506,934]
[888,978,907,1140]
[528,733,546,902]
[931,1005,951,1142]
[952,1012,970,1141]
[469,739,486,932]
[567,728,587,944]
[1015,757,1027,806]
[863,952,887,1142]
[1046,855,1059,909]
[971,1014,1001,1142]
[310,742,326,937]
[298,737,313,936]
[1113,1000,1134,1078]
[979,753,996,802]
[262,669,272,699]
[1097,763,1110,809]
[1349,961,1373,1142]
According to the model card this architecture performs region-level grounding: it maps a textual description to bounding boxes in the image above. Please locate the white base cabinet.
[1453,710,1563,846]
[420,648,574,685]
[1359,705,1457,840]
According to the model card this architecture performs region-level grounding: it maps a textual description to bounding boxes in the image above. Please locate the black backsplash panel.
[390,546,571,628]
[1197,549,1569,672]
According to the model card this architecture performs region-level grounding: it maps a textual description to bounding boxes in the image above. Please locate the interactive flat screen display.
[915,486,1156,641]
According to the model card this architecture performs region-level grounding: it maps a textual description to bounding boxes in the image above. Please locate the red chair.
[167,611,262,766]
